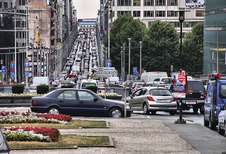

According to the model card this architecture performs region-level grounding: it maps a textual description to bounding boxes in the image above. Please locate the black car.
[31,89,132,118]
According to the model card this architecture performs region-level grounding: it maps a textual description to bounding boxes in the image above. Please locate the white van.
[80,79,97,89]
[141,72,168,83]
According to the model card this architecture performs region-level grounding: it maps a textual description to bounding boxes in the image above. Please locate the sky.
[73,0,100,19]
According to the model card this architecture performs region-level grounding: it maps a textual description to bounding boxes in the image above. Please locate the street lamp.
[139,41,142,75]
[108,0,112,60]
[128,38,131,77]
[177,9,189,68]
[121,46,123,81]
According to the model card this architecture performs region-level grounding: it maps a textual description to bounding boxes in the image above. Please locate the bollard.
[175,98,186,124]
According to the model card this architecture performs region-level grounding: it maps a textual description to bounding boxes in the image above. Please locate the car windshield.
[187,81,204,92]
[162,78,171,84]
[149,89,171,96]
[137,84,144,88]
[82,83,96,88]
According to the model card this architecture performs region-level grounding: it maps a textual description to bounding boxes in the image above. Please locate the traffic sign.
[25,67,29,72]
[107,62,112,67]
[1,66,6,74]
[25,57,29,62]
[133,67,137,72]
[25,62,29,67]
[107,58,111,62]
[11,61,15,64]
[10,68,15,73]
[10,64,15,68]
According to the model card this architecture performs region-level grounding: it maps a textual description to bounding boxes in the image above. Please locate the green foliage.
[103,14,148,73]
[12,84,25,94]
[142,20,179,74]
[37,84,49,94]
[61,85,74,88]
[86,86,98,93]
[182,23,203,75]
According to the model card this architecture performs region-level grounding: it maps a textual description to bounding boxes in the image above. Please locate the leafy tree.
[142,20,179,74]
[182,23,203,75]
[103,14,147,74]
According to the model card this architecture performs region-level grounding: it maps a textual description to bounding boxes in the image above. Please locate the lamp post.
[128,38,131,77]
[139,41,142,75]
[177,9,189,68]
[108,1,111,59]
[121,46,123,80]
[123,43,125,81]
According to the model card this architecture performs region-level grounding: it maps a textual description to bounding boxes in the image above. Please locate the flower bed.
[3,126,60,142]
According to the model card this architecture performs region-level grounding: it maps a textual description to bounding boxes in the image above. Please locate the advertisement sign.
[171,71,186,93]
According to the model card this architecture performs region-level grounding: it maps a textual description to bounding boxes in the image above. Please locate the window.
[150,89,171,96]
[170,22,180,27]
[144,11,154,17]
[117,0,131,6]
[133,0,141,6]
[133,11,140,17]
[0,2,2,8]
[167,0,177,6]
[57,91,76,100]
[144,0,154,6]
[196,10,204,17]
[4,2,8,8]
[167,11,178,17]
[155,0,165,6]
[220,84,226,98]
[78,91,95,101]
[155,11,165,17]
[117,11,131,17]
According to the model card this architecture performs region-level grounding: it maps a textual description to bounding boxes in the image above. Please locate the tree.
[182,23,203,75]
[142,20,179,74]
[103,14,147,74]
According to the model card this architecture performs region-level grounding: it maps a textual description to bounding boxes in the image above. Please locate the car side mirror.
[94,97,98,102]
[130,94,133,98]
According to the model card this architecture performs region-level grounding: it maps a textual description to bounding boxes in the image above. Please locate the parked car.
[31,89,132,118]
[126,87,177,115]
[218,104,226,135]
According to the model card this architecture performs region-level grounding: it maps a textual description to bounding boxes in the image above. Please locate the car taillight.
[32,99,37,105]
[173,98,177,102]
[213,90,216,105]
[147,96,154,101]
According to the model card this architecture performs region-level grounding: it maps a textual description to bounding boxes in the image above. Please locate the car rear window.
[82,83,96,88]
[149,89,171,96]
[162,78,171,84]
[187,81,204,92]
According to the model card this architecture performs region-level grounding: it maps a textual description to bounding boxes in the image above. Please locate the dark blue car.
[31,88,132,118]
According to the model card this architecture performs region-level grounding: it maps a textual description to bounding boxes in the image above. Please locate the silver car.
[127,87,177,115]
[218,104,226,135]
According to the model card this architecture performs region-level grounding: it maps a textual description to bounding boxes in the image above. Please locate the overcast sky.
[73,0,100,19]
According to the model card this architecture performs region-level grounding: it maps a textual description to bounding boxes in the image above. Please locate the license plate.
[186,101,196,104]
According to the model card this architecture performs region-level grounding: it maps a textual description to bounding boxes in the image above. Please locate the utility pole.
[128,38,131,76]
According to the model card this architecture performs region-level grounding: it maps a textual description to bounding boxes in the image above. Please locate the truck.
[32,77,49,86]
[141,72,168,83]
[204,73,226,130]
[171,71,205,114]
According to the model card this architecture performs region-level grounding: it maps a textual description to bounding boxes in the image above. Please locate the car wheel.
[48,107,61,114]
[218,123,225,135]
[109,108,122,118]
[204,118,209,127]
[169,111,176,115]
[199,105,204,114]
[143,103,149,115]
[151,111,156,115]
[209,115,217,130]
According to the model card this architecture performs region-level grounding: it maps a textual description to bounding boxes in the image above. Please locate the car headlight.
[126,103,131,109]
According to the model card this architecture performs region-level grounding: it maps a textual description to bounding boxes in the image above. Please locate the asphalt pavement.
[164,120,226,154]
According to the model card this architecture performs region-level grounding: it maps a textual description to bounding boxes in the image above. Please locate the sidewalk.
[9,118,200,154]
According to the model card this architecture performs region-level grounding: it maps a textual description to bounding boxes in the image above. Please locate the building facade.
[203,0,226,75]
[100,0,204,38]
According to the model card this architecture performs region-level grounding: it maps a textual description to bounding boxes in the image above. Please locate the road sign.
[25,67,29,72]
[107,62,112,67]
[133,67,137,72]
[11,68,15,73]
[10,64,15,68]
[25,72,29,76]
[107,58,111,62]
[25,62,29,67]
[11,61,15,64]
[1,66,6,74]
[25,57,29,62]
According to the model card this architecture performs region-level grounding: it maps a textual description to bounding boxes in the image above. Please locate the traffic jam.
[31,30,226,137]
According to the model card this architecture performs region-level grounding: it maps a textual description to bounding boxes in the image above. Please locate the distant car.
[126,87,177,115]
[31,89,132,118]
[218,104,226,135]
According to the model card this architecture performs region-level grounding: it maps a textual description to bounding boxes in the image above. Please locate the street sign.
[10,64,15,68]
[11,68,15,73]
[107,62,112,67]
[25,62,29,67]
[1,66,6,74]
[25,57,29,62]
[25,67,29,72]
[133,67,137,72]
